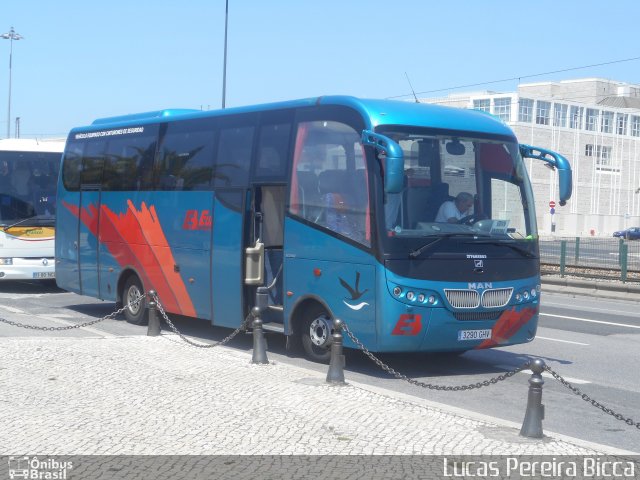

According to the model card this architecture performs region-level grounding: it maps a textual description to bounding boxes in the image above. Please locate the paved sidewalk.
[0,334,635,457]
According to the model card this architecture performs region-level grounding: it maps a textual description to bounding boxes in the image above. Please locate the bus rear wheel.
[301,306,333,363]
[122,275,148,325]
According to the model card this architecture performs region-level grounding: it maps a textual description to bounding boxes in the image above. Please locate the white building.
[422,78,640,237]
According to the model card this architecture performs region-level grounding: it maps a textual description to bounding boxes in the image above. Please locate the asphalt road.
[1,280,639,453]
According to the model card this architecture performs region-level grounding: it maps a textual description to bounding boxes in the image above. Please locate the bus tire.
[122,275,148,325]
[300,305,333,363]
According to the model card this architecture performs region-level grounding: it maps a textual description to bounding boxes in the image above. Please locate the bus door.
[74,141,105,298]
[245,185,286,325]
[77,153,104,298]
[211,189,245,328]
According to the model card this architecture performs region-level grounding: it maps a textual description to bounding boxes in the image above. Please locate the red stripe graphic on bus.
[63,200,196,317]
[475,306,537,349]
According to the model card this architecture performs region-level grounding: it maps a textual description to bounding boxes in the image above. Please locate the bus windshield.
[0,151,61,226]
[376,128,537,248]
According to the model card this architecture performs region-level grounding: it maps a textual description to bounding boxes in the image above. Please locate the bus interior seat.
[424,182,454,222]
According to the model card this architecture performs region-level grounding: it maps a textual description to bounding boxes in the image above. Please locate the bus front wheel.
[122,275,148,325]
[301,306,333,363]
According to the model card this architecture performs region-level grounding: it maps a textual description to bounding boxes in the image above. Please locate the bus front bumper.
[0,257,56,280]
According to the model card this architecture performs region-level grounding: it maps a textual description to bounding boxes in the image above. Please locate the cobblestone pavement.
[0,334,634,456]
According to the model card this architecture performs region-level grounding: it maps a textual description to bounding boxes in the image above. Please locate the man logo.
[474,259,483,268]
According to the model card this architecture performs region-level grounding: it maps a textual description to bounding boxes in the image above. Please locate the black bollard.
[146,290,161,336]
[326,318,346,385]
[520,358,546,438]
[251,306,269,365]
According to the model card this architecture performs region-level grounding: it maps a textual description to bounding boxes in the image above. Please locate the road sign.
[549,200,556,208]
[550,207,555,215]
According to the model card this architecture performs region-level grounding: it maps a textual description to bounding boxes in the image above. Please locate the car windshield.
[376,128,537,243]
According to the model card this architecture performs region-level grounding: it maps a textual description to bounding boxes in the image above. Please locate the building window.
[631,116,640,137]
[493,97,511,121]
[553,104,567,127]
[616,114,628,135]
[585,144,593,157]
[518,98,533,122]
[586,144,617,171]
[600,111,613,134]
[586,108,599,131]
[569,106,583,129]
[535,101,551,125]
[473,99,490,112]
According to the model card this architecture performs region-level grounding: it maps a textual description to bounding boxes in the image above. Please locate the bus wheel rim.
[127,286,142,315]
[309,317,330,347]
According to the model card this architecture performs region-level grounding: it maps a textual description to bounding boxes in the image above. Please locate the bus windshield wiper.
[468,238,537,258]
[2,215,38,232]
[409,232,488,259]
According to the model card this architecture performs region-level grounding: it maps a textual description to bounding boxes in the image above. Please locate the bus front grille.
[444,289,480,308]
[454,311,503,321]
[480,288,513,308]
[444,287,513,309]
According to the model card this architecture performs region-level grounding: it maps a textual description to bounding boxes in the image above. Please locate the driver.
[435,192,474,223]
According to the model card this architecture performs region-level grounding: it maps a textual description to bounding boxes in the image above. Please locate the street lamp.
[221,0,228,109]
[1,26,24,138]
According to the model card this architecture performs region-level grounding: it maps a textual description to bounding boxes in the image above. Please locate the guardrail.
[540,237,640,283]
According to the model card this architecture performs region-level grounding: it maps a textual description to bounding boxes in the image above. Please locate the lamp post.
[221,0,228,109]
[1,27,23,138]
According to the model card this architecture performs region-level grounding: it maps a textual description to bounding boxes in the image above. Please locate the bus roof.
[74,96,515,139]
[0,138,65,153]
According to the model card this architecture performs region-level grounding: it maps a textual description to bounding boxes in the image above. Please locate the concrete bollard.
[251,306,269,365]
[326,318,346,385]
[146,290,161,336]
[520,358,546,438]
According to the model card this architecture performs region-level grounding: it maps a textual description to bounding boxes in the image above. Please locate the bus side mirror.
[519,144,572,206]
[362,130,404,193]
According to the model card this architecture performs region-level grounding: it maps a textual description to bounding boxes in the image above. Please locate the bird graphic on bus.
[339,271,369,311]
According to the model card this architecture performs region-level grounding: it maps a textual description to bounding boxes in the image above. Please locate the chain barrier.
[149,292,248,349]
[341,321,530,391]
[0,297,139,331]
[544,364,640,430]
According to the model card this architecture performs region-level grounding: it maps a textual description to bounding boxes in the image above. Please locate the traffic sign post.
[549,200,556,234]
[549,200,556,209]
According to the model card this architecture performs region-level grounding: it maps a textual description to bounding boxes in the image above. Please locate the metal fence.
[539,237,640,282]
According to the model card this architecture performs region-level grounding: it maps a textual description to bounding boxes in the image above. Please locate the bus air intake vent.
[481,288,513,308]
[454,311,503,321]
[444,289,480,309]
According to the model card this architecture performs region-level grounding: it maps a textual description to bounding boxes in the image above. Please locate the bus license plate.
[33,272,55,279]
[458,329,492,341]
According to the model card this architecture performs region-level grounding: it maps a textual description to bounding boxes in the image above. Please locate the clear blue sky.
[2,0,640,138]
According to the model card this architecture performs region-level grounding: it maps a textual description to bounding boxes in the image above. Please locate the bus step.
[261,322,285,333]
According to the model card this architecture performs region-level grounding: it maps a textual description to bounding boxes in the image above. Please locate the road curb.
[222,349,639,456]
[542,276,640,296]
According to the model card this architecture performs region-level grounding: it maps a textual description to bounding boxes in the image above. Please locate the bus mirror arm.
[361,130,404,194]
[519,144,572,206]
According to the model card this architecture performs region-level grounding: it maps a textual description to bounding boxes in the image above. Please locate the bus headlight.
[515,293,522,302]
[530,288,537,298]
[417,293,426,303]
[392,286,402,297]
[0,258,13,265]
[406,291,416,301]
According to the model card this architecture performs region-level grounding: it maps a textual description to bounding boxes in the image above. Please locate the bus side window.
[289,120,370,246]
[156,119,215,191]
[214,125,254,188]
[102,130,157,191]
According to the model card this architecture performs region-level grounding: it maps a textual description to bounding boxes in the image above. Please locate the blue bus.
[55,96,571,362]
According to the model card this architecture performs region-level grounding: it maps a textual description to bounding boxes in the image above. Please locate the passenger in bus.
[435,191,474,223]
[12,163,32,200]
[0,160,11,191]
